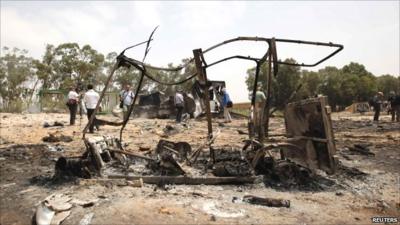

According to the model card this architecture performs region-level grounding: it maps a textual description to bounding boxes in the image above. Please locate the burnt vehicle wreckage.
[56,27,343,186]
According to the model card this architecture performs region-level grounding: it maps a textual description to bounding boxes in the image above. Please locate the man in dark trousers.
[66,86,79,125]
[388,91,400,122]
[174,89,184,123]
[83,84,100,133]
[372,91,384,122]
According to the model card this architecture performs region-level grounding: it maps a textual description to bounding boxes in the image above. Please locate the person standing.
[222,88,232,123]
[388,91,400,122]
[183,93,196,119]
[372,91,384,122]
[84,84,100,133]
[66,87,79,125]
[255,86,267,125]
[120,84,134,121]
[174,89,184,123]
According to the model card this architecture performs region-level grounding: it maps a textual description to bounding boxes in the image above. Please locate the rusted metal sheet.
[283,96,337,174]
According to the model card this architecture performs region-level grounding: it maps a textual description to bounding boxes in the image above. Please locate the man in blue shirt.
[222,88,232,123]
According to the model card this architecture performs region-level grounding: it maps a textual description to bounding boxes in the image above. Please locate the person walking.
[174,89,184,123]
[372,91,384,122]
[222,88,232,123]
[120,84,134,121]
[84,84,100,133]
[66,87,79,125]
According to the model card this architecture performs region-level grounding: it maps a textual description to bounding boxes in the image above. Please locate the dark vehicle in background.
[130,80,226,119]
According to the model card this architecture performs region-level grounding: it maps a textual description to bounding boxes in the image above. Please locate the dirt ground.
[0,112,399,225]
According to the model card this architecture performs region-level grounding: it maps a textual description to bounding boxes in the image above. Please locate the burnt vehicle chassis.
[58,28,343,183]
[131,80,226,119]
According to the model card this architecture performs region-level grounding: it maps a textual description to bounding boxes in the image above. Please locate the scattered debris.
[55,157,92,178]
[243,195,290,208]
[43,121,64,128]
[78,213,94,225]
[1,111,398,224]
[210,215,217,221]
[159,153,186,175]
[156,139,192,162]
[34,193,72,225]
[139,146,151,151]
[42,133,73,143]
[70,198,98,208]
[34,201,55,225]
[51,210,71,225]
[212,149,253,177]
[163,124,181,136]
[78,178,143,188]
[336,191,344,196]
[237,130,248,135]
[347,144,375,156]
[108,175,257,185]
[48,144,64,152]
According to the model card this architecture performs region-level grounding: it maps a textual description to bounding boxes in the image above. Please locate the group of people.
[67,84,135,133]
[66,84,101,133]
[66,84,266,131]
[371,91,400,122]
[67,84,269,132]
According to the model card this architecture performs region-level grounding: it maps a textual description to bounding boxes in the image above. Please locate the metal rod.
[264,39,275,138]
[206,55,259,68]
[121,39,154,54]
[193,48,214,163]
[126,37,343,73]
[249,60,262,139]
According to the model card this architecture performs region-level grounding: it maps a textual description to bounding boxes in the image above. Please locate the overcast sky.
[1,1,399,102]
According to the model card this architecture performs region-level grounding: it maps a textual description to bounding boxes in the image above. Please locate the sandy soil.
[0,112,399,225]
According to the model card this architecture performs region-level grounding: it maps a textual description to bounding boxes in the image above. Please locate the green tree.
[376,74,400,96]
[245,58,301,107]
[340,62,377,102]
[34,44,55,89]
[0,47,35,111]
[149,58,197,97]
[35,43,105,90]
[298,70,322,98]
[104,52,140,91]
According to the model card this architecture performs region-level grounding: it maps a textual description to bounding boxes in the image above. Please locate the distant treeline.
[245,58,399,110]
[1,43,399,112]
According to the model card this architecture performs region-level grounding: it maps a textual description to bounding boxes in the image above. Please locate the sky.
[1,1,399,102]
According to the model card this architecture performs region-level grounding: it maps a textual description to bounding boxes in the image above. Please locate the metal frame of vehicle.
[81,27,343,173]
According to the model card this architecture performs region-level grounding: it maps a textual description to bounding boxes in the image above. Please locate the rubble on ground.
[42,133,73,143]
[0,111,399,224]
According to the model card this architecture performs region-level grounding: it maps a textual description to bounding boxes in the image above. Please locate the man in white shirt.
[119,84,134,120]
[84,84,100,133]
[66,87,79,125]
[174,89,184,123]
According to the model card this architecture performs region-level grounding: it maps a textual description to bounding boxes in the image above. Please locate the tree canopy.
[245,60,399,110]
